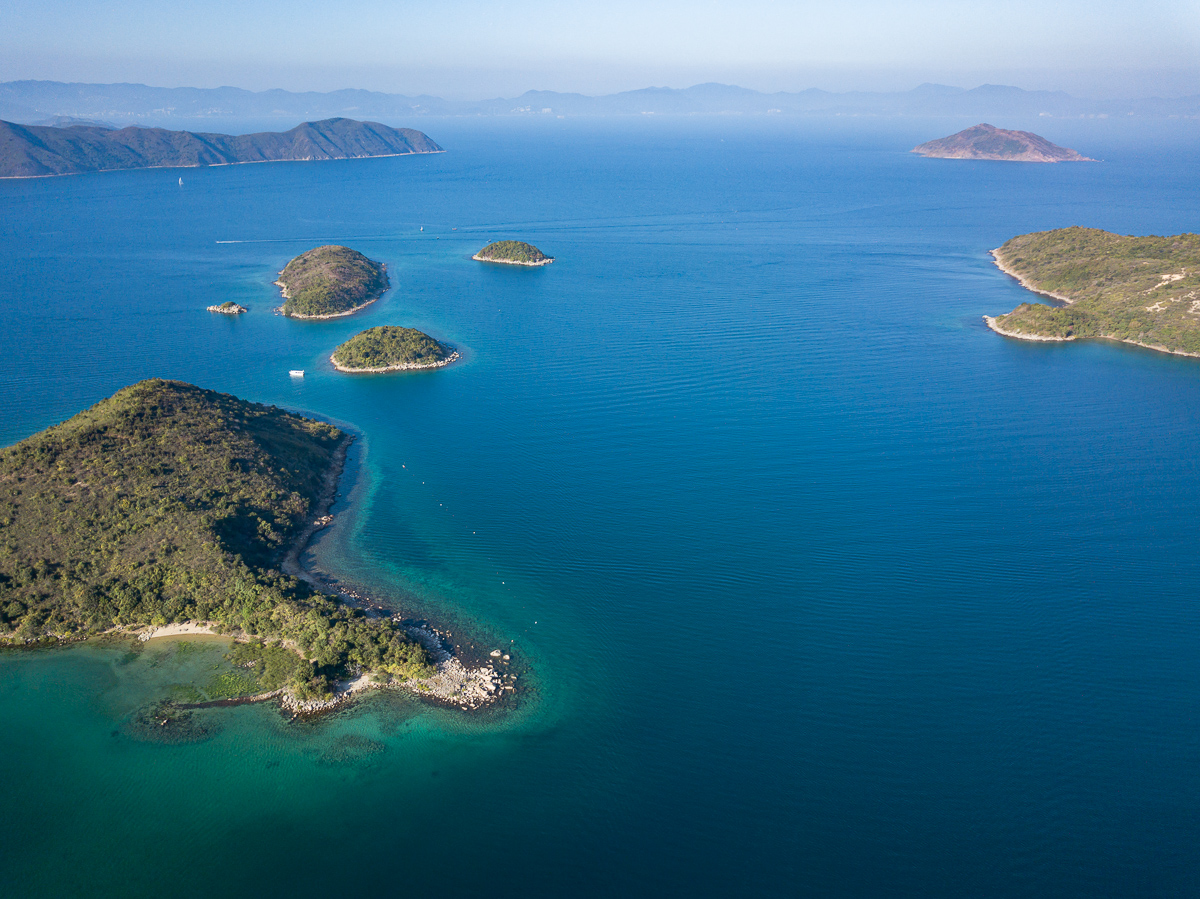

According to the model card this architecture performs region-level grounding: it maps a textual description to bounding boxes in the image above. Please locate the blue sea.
[2,114,1200,897]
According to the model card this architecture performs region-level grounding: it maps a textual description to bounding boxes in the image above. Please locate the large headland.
[0,380,511,714]
[986,227,1200,358]
[0,117,443,178]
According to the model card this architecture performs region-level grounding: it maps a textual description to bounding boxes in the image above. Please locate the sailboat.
[178,177,183,186]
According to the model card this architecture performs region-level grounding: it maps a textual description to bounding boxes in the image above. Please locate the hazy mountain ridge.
[0,117,442,177]
[2,79,1198,125]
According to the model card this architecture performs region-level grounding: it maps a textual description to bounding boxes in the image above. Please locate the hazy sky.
[3,0,1198,98]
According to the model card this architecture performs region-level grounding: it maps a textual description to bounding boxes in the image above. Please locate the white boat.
[289,370,304,378]
[178,177,183,186]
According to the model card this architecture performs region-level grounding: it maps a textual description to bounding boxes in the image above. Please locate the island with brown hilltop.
[913,124,1094,163]
[276,246,389,319]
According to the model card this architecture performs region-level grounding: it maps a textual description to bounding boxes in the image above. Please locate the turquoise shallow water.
[3,115,1200,896]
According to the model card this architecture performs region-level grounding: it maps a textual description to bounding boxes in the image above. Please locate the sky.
[2,0,1199,99]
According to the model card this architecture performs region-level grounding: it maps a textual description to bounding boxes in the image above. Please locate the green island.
[987,227,1200,357]
[276,245,389,318]
[472,240,553,266]
[0,379,434,706]
[331,326,460,373]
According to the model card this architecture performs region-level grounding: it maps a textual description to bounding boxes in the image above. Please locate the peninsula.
[0,380,509,711]
[331,326,459,372]
[473,240,553,266]
[986,227,1200,357]
[0,117,443,179]
[277,246,388,318]
[913,123,1093,162]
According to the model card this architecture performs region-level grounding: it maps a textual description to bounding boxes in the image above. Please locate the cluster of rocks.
[400,624,517,710]
[206,302,247,314]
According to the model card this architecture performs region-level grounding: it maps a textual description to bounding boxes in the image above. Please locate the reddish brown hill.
[912,123,1093,162]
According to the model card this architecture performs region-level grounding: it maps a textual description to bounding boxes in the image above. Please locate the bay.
[2,115,1200,896]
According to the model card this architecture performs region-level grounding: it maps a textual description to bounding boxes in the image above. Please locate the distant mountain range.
[0,118,442,178]
[2,80,1198,126]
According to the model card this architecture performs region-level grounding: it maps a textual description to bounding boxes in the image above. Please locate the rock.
[490,649,502,657]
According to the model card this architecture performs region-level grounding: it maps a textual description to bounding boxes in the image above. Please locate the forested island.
[473,241,553,266]
[331,326,459,372]
[0,117,443,178]
[277,246,388,318]
[986,227,1200,356]
[913,124,1093,163]
[0,380,435,705]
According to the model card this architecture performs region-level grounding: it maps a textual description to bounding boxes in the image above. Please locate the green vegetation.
[0,379,432,697]
[277,246,388,318]
[992,228,1200,354]
[473,240,552,265]
[331,326,456,372]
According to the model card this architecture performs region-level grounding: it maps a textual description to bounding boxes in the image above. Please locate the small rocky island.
[473,240,553,266]
[277,245,388,318]
[207,301,247,314]
[331,326,459,372]
[913,123,1093,162]
[986,227,1200,357]
[0,379,508,712]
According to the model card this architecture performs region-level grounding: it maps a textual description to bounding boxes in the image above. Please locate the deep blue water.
[2,115,1200,897]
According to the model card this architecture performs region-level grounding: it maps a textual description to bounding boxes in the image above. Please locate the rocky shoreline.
[986,250,1200,359]
[275,431,514,716]
[991,249,1074,304]
[275,261,387,319]
[982,315,1075,342]
[471,253,553,266]
[331,349,461,373]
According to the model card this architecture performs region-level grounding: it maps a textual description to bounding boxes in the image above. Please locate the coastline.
[982,315,1074,342]
[984,315,1200,359]
[6,429,515,716]
[472,254,553,266]
[987,250,1200,360]
[0,149,446,181]
[330,349,461,373]
[990,249,1075,304]
[276,430,511,715]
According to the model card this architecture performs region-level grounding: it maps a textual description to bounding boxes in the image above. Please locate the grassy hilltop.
[277,245,389,318]
[990,228,1200,355]
[332,326,457,372]
[0,380,430,698]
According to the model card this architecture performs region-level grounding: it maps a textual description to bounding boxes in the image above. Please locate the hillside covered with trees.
[331,326,457,372]
[989,227,1200,355]
[0,380,431,698]
[277,245,389,318]
[0,117,443,178]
